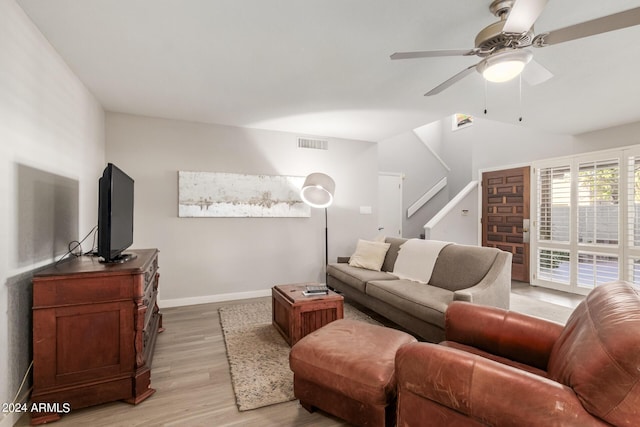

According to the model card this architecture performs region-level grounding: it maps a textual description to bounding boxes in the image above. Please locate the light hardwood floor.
[16,285,583,427]
[17,297,347,427]
[511,280,584,309]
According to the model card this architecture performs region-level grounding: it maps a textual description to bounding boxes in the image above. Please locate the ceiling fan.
[391,0,640,96]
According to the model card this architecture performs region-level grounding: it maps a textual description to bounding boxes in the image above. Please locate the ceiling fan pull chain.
[518,74,523,122]
[484,79,488,115]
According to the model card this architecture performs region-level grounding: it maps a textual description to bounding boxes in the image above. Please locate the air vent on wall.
[298,137,328,150]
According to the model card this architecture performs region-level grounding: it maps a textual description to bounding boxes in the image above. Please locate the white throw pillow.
[348,239,391,271]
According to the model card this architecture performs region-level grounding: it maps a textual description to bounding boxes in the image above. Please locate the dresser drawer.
[143,282,158,331]
[143,256,159,293]
[34,275,134,307]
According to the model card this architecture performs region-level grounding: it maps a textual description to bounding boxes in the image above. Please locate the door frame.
[378,172,403,238]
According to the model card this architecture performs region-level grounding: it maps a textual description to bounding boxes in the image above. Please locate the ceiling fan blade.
[541,7,640,46]
[503,0,549,33]
[424,64,478,96]
[522,58,553,86]
[390,49,476,60]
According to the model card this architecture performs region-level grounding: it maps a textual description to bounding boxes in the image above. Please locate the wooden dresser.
[31,249,162,425]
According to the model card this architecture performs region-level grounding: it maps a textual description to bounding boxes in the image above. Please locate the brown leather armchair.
[395,281,640,426]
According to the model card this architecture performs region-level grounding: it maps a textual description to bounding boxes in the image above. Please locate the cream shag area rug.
[219,300,379,411]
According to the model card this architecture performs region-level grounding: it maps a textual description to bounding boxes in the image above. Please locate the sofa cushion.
[381,237,407,272]
[547,281,640,426]
[429,244,500,291]
[348,239,391,271]
[327,263,397,293]
[366,280,453,328]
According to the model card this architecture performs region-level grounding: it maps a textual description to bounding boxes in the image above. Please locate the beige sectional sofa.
[326,237,512,342]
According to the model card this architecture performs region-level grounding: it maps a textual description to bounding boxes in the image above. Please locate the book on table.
[303,284,329,296]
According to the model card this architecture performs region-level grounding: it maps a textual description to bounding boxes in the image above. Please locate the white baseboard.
[159,289,271,308]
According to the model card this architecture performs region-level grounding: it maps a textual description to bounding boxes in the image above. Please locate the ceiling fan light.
[478,50,533,83]
[483,60,526,82]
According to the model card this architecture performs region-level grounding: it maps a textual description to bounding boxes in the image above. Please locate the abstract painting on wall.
[178,171,310,218]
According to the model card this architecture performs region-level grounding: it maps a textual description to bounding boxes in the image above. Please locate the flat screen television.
[97,163,136,263]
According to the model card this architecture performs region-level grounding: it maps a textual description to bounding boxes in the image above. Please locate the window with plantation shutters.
[535,164,572,287]
[577,159,619,246]
[537,249,570,284]
[532,150,639,295]
[627,155,640,284]
[537,165,570,243]
[577,253,618,287]
[575,159,620,290]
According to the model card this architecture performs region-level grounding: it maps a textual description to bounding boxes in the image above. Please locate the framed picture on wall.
[452,113,474,131]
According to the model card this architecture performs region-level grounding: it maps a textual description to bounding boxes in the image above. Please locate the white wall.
[378,128,449,238]
[0,1,105,425]
[574,121,640,149]
[462,117,640,176]
[424,182,478,245]
[105,113,378,306]
[436,117,574,184]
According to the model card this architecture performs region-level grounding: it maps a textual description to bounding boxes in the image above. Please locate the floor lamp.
[300,173,335,281]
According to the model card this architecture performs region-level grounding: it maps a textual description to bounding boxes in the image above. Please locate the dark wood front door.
[482,166,530,282]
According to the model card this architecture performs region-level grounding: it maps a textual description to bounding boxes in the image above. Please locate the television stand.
[31,249,161,425]
[100,252,138,264]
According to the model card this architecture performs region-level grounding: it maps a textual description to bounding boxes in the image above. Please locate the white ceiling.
[15,0,640,142]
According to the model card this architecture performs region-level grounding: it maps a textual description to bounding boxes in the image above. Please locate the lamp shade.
[300,173,335,208]
[477,49,532,83]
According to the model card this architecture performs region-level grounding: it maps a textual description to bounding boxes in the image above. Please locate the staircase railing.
[424,181,479,244]
[407,177,447,218]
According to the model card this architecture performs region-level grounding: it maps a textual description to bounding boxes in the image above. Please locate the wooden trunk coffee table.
[272,283,344,346]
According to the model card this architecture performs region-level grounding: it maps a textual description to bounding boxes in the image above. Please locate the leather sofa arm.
[445,301,564,370]
[396,343,604,427]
